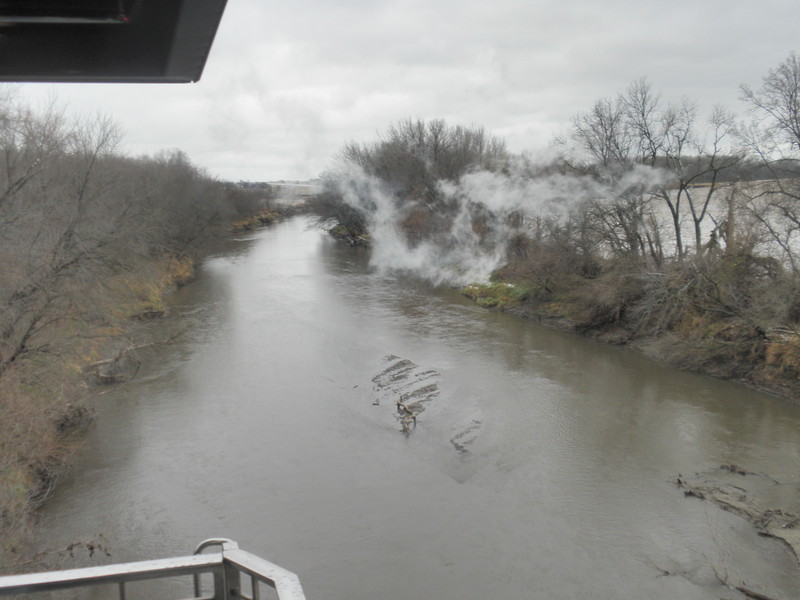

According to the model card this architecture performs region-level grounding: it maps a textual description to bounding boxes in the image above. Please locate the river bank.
[0,210,296,572]
[320,227,800,403]
[29,216,800,600]
[320,224,800,403]
[0,251,200,570]
[460,277,800,404]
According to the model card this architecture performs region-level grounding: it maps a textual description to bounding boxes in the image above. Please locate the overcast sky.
[14,0,800,182]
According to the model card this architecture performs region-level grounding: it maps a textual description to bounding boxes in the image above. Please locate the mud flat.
[677,465,800,562]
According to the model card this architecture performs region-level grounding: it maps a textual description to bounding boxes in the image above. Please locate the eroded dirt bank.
[475,290,800,404]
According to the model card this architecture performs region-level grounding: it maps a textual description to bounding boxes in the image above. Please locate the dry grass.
[230,210,278,232]
[105,256,195,320]
[468,252,800,400]
[756,336,800,393]
[0,359,87,570]
[0,253,196,573]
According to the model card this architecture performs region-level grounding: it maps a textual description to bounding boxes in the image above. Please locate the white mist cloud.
[335,158,669,287]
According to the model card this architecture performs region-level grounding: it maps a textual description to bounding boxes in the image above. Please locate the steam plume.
[333,155,667,286]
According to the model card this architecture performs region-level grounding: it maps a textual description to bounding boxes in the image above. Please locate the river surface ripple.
[37,217,800,599]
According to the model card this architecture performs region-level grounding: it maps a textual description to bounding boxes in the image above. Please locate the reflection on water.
[37,217,800,600]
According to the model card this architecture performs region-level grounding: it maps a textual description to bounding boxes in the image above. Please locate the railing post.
[0,539,305,600]
[221,540,242,599]
[224,561,242,599]
[212,569,226,600]
[194,538,241,599]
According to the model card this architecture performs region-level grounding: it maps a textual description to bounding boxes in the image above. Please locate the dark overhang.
[0,0,228,83]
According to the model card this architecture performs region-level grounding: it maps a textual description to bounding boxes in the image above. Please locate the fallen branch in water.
[734,585,781,600]
[705,554,779,600]
[676,466,800,562]
[85,329,188,384]
[719,463,782,485]
[7,536,111,571]
[395,399,421,433]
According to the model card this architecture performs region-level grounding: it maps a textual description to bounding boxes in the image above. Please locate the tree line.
[0,92,275,376]
[0,90,273,563]
[311,52,800,394]
[311,118,506,242]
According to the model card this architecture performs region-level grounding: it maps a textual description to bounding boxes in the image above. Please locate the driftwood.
[86,347,141,383]
[733,586,780,600]
[372,355,439,436]
[396,399,421,433]
[351,236,369,246]
[85,329,186,384]
[131,309,167,321]
[655,466,788,600]
[330,230,369,247]
[676,465,800,563]
[702,548,782,600]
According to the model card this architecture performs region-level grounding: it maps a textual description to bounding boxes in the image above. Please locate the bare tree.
[566,93,662,263]
[741,51,800,153]
[0,113,126,372]
[0,93,66,217]
[675,105,742,254]
[739,51,800,273]
[567,79,742,260]
[571,96,632,171]
[314,118,507,243]
[623,79,742,256]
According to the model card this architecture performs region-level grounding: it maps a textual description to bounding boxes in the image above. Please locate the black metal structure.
[0,0,228,82]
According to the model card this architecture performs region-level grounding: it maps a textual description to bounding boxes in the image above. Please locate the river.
[36,216,800,599]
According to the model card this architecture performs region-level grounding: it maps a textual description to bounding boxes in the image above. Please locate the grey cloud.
[15,0,800,181]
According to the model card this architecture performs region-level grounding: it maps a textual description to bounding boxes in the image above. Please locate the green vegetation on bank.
[461,280,532,309]
[0,91,277,570]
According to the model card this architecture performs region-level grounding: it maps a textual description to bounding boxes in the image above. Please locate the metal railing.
[0,538,306,600]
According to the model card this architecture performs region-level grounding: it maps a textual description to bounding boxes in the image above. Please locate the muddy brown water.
[35,217,800,599]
